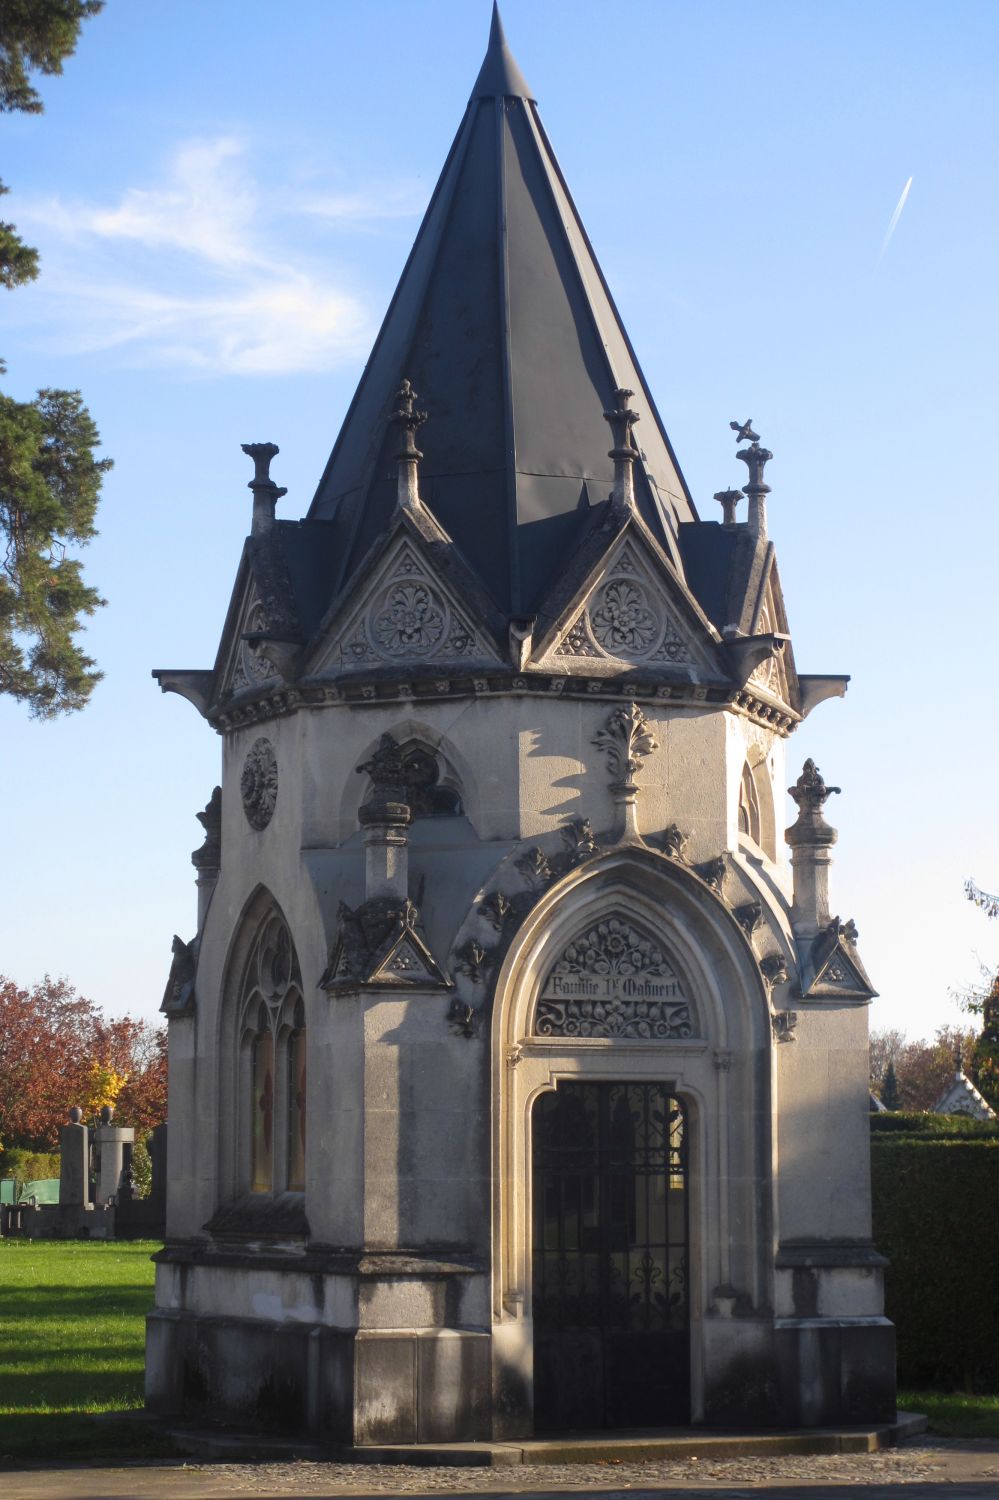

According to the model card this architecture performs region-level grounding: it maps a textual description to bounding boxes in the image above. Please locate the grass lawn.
[0,1238,177,1465]
[899,1389,999,1439]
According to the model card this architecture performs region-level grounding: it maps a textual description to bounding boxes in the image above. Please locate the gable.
[799,930,877,1002]
[308,531,504,677]
[532,534,721,676]
[746,559,800,710]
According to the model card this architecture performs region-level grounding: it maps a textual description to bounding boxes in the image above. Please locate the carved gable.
[217,585,283,702]
[748,577,791,704]
[534,538,719,675]
[311,534,502,675]
[533,915,699,1040]
[798,924,877,1002]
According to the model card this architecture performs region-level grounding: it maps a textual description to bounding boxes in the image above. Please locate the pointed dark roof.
[309,9,697,620]
[471,3,534,100]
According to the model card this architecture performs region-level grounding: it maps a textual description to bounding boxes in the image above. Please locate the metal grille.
[532,1081,689,1430]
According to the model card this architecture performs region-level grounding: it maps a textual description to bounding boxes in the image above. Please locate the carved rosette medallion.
[590,579,658,654]
[555,553,692,665]
[240,737,278,830]
[534,917,696,1040]
[369,579,446,657]
[237,601,280,689]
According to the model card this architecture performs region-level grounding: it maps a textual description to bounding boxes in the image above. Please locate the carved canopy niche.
[533,915,699,1041]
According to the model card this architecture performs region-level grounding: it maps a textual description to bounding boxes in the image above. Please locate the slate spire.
[309,9,696,619]
[470,3,534,101]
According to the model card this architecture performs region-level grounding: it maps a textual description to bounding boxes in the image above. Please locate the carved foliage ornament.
[535,918,696,1041]
[240,737,278,830]
[592,702,658,784]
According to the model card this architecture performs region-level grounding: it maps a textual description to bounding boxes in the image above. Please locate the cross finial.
[604,388,640,510]
[391,379,427,511]
[732,419,772,537]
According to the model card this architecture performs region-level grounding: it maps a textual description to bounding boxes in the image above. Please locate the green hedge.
[871,1136,999,1389]
[871,1111,999,1138]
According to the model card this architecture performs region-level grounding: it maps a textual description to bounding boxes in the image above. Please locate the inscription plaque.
[535,918,696,1040]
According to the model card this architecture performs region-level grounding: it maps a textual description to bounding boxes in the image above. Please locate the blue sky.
[3,0,998,1038]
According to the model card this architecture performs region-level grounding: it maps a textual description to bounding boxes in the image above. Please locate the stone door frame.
[489,848,772,1429]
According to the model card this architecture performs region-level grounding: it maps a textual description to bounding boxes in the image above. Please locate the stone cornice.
[208,671,800,737]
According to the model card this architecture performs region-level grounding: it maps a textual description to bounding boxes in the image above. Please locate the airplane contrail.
[876,176,913,267]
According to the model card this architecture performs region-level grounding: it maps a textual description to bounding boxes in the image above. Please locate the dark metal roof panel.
[308,12,699,621]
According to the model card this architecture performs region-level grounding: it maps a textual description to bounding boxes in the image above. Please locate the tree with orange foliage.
[0,974,166,1151]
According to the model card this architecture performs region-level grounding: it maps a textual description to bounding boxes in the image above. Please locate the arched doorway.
[531,1081,689,1430]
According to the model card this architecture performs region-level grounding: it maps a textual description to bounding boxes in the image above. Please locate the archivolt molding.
[488,849,775,1327]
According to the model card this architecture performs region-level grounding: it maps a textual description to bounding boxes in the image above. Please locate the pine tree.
[1,2,109,717]
[881,1058,899,1111]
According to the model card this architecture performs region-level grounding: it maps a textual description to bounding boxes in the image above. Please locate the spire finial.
[471,2,534,101]
[241,443,287,536]
[391,379,427,511]
[604,388,640,511]
[714,488,743,526]
[731,419,772,537]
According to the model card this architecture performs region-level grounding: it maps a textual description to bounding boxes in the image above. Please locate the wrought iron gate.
[531,1081,689,1430]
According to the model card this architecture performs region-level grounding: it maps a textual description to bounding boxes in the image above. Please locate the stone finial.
[732,420,772,537]
[714,488,743,526]
[789,759,841,816]
[241,442,288,536]
[604,388,640,510]
[592,702,658,842]
[192,786,222,872]
[357,734,411,902]
[68,1105,83,1124]
[785,760,841,938]
[391,379,427,511]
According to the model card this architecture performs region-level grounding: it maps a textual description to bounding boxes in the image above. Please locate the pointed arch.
[488,847,773,1422]
[339,718,481,831]
[218,887,307,1202]
[739,747,777,861]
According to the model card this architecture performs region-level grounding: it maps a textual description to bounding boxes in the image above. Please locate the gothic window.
[738,762,761,844]
[287,999,307,1193]
[738,757,777,861]
[237,909,306,1195]
[360,740,462,818]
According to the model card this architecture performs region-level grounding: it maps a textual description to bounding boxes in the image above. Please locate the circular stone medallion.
[240,737,278,830]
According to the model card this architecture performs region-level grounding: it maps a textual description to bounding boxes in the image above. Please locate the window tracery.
[237,909,306,1195]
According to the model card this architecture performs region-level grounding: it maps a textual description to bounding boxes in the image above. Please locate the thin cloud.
[876,175,913,269]
[16,136,421,376]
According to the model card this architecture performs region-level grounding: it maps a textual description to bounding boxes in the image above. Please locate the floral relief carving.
[369,580,447,657]
[592,702,657,784]
[590,578,659,655]
[554,550,693,665]
[240,737,278,830]
[534,917,696,1040]
[240,601,280,686]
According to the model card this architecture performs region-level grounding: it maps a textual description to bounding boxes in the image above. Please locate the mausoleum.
[147,7,894,1441]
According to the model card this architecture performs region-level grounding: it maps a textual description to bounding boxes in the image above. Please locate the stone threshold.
[165,1411,926,1466]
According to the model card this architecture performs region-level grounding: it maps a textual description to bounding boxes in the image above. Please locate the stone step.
[165,1411,927,1466]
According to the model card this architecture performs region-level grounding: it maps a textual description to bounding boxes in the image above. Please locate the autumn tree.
[1,1,110,717]
[869,1024,980,1112]
[0,974,167,1151]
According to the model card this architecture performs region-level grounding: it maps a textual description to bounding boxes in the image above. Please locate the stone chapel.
[148,7,895,1443]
